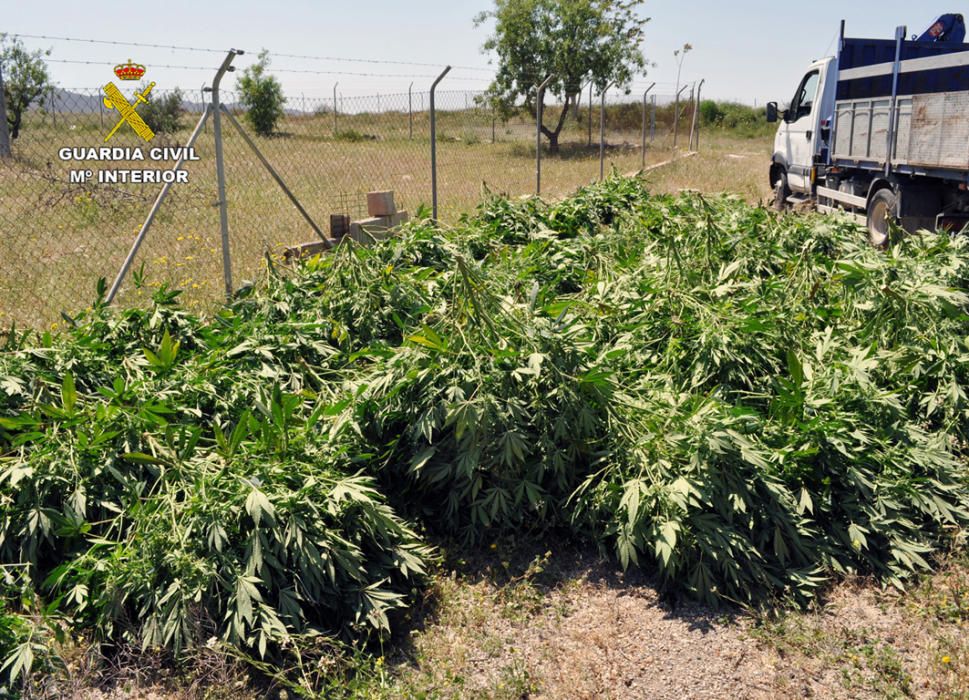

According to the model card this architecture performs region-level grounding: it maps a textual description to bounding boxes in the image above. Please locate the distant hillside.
[35,87,232,114]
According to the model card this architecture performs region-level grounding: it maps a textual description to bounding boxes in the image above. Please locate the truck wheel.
[866,189,897,248]
[773,173,789,212]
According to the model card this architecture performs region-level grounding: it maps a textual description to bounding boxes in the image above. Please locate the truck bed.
[832,36,969,175]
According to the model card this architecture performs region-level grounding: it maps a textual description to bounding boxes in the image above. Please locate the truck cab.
[768,57,837,201]
[767,17,969,245]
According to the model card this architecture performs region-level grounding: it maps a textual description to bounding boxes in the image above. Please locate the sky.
[3,1,966,104]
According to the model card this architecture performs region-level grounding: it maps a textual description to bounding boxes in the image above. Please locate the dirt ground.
[381,542,968,700]
[32,540,967,700]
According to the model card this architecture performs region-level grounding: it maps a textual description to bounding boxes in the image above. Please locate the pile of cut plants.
[1,175,968,695]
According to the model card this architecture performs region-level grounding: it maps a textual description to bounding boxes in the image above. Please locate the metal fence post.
[211,49,241,300]
[599,82,613,181]
[672,83,690,149]
[690,78,705,151]
[201,85,207,132]
[886,25,906,176]
[685,85,696,150]
[408,82,414,140]
[430,65,451,220]
[650,94,656,143]
[0,61,11,158]
[536,74,553,195]
[641,82,655,170]
[333,81,339,134]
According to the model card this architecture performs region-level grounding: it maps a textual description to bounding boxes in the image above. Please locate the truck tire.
[866,188,897,248]
[773,173,789,212]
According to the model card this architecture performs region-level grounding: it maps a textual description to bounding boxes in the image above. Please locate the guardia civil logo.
[102,59,156,142]
[60,59,197,185]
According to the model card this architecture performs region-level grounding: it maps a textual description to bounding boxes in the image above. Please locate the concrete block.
[349,217,391,243]
[367,190,397,217]
[348,210,409,245]
[330,214,350,238]
[284,240,333,262]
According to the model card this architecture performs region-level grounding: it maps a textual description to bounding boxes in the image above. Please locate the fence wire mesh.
[0,80,698,329]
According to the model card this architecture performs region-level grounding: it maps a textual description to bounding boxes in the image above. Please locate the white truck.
[767,14,969,245]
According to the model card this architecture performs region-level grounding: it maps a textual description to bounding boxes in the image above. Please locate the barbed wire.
[268,67,492,82]
[43,86,686,105]
[45,58,220,71]
[266,51,495,74]
[8,31,697,91]
[17,34,692,97]
[6,32,496,74]
[43,60,491,86]
[5,32,230,54]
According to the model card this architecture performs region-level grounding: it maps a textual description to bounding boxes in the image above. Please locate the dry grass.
[641,134,771,202]
[750,552,969,699]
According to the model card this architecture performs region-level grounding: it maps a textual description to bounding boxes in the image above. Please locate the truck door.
[781,70,821,192]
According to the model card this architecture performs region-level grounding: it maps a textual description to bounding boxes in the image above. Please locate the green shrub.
[141,87,184,134]
[570,99,773,139]
[699,99,724,126]
[0,565,57,696]
[698,99,773,137]
[565,191,969,602]
[334,128,376,143]
[0,296,430,663]
[237,49,285,137]
[0,599,31,693]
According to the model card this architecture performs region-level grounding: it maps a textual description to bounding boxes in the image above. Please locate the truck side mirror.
[766,102,779,123]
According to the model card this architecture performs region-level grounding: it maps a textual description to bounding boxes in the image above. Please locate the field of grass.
[2,169,968,698]
[0,97,747,330]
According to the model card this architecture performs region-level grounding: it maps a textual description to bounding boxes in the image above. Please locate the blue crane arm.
[917,13,966,43]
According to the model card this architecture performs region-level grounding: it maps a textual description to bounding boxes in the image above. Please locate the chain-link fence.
[0,61,701,329]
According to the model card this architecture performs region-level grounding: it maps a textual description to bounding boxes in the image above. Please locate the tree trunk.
[546,130,560,154]
[9,107,22,140]
[0,63,11,157]
[539,92,574,155]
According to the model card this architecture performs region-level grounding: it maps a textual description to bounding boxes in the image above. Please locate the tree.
[475,0,649,154]
[236,50,285,137]
[141,86,184,135]
[0,34,53,144]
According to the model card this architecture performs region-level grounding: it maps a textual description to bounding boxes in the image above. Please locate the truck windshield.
[791,71,820,120]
